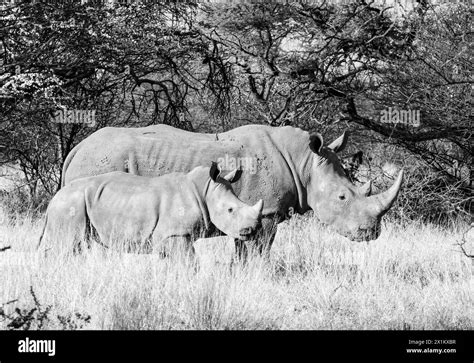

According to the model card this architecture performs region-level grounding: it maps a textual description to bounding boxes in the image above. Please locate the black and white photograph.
[0,0,472,360]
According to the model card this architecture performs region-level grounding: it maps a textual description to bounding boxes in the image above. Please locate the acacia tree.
[197,2,417,131]
[195,1,472,221]
[197,2,470,174]
[342,3,472,183]
[0,0,227,197]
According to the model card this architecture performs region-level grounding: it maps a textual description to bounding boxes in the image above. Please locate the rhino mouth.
[239,227,257,241]
[352,235,371,242]
[345,226,381,242]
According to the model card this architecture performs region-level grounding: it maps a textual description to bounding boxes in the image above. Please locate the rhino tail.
[82,188,103,251]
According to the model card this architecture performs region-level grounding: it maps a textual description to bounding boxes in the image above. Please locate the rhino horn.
[253,199,264,216]
[369,169,404,215]
[359,180,372,197]
[223,168,243,183]
[327,131,349,153]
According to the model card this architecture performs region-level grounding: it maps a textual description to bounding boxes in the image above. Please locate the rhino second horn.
[359,180,372,197]
[253,199,264,216]
[369,169,404,215]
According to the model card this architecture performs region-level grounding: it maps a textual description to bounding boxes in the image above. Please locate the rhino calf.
[38,163,263,257]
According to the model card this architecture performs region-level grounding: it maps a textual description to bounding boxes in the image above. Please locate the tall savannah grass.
[0,214,472,330]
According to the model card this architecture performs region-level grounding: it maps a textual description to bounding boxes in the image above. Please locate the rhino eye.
[339,195,346,201]
[228,207,234,213]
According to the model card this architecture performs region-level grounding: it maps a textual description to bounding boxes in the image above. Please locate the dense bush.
[0,188,50,223]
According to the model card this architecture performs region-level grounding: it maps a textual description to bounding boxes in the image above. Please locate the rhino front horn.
[369,169,404,215]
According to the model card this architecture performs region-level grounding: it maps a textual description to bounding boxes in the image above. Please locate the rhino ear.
[223,168,243,184]
[209,162,220,182]
[328,131,349,153]
[309,133,324,154]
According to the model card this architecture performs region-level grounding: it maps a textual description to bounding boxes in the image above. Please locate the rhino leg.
[256,215,280,257]
[66,212,90,255]
[42,219,88,257]
[41,199,90,256]
[153,235,198,269]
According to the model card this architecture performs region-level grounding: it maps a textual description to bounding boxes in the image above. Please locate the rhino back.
[64,125,310,217]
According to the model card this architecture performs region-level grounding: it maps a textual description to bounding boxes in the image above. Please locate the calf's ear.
[309,133,324,154]
[210,162,220,182]
[223,168,243,184]
[328,131,349,153]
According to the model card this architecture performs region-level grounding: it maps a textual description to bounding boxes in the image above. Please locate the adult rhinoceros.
[61,124,403,256]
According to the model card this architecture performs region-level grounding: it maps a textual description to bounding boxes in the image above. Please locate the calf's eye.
[228,207,233,213]
[339,195,346,201]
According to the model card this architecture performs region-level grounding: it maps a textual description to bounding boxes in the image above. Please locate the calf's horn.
[359,180,372,197]
[253,199,264,216]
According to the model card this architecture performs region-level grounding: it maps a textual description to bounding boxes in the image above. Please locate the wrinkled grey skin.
[38,164,263,257]
[62,124,403,256]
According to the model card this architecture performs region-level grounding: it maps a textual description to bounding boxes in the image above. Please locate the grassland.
[0,214,472,330]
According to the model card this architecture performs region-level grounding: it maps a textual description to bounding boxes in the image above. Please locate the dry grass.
[0,214,472,330]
